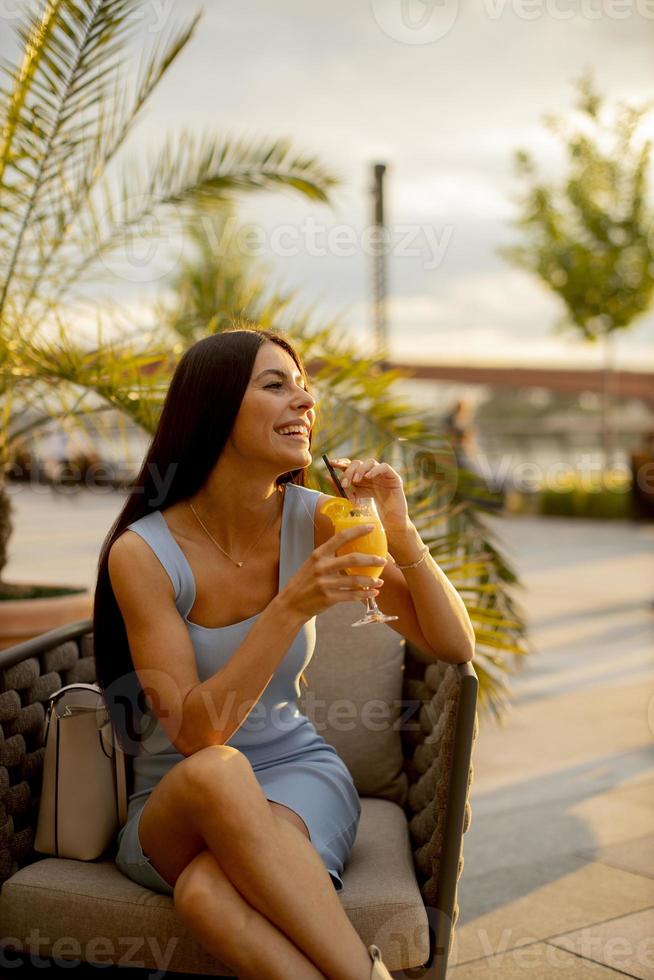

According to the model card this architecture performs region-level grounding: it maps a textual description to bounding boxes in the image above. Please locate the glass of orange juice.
[320,496,399,627]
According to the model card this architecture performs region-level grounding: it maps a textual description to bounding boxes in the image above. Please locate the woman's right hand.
[278,523,387,622]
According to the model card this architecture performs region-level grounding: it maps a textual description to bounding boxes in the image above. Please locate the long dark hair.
[93,328,313,753]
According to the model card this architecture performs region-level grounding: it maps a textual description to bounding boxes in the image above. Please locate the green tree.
[500,70,654,468]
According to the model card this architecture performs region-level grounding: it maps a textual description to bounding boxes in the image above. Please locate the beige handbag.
[35,682,128,861]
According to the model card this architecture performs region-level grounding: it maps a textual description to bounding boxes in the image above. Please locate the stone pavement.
[450,512,654,979]
[3,485,654,978]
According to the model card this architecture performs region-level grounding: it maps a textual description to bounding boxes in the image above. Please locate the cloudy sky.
[3,0,654,369]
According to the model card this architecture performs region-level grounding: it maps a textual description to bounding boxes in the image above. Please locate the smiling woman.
[94,328,318,751]
[93,326,393,979]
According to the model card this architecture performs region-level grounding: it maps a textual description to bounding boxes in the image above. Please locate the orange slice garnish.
[320,498,358,522]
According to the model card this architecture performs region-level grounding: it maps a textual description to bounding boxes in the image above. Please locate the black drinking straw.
[321,453,350,499]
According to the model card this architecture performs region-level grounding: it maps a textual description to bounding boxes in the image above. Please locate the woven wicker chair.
[0,603,478,978]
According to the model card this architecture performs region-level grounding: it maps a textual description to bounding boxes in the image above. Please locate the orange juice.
[320,500,387,579]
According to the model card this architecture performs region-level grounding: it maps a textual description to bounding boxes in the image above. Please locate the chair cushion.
[299,601,409,806]
[0,798,428,973]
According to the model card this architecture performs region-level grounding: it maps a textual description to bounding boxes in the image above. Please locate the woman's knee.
[181,745,262,812]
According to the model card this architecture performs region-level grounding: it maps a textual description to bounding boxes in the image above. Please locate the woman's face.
[228,342,317,472]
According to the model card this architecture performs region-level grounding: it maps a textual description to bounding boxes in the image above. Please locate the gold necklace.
[187,486,284,568]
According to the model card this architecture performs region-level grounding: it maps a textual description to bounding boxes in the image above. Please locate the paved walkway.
[451,512,654,979]
[4,485,654,978]
[3,483,129,589]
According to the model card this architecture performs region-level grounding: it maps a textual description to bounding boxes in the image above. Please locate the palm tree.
[26,194,528,719]
[0,2,529,719]
[0,0,338,576]
[165,208,529,719]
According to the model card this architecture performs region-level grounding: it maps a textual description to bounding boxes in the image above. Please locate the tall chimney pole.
[371,163,388,372]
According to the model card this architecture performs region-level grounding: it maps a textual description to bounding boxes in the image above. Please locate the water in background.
[26,378,652,492]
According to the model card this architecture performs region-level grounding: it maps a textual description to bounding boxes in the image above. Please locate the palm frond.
[0,0,200,325]
[0,0,64,190]
[16,9,201,323]
[0,2,530,720]
[45,133,339,310]
[17,308,173,432]
[264,323,532,719]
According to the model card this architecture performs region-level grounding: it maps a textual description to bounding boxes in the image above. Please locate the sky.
[3,0,654,370]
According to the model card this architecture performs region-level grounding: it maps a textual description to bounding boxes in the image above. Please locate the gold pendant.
[236,561,244,567]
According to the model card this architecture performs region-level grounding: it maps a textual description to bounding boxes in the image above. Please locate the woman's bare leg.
[140,747,372,980]
[174,849,326,980]
[192,777,372,980]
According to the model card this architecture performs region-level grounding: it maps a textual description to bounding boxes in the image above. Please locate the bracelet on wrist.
[392,544,430,570]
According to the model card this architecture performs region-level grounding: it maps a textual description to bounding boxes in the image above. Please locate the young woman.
[94,327,474,980]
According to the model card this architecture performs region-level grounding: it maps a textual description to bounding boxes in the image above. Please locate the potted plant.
[0,378,94,649]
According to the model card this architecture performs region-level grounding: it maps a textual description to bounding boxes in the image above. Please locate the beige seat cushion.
[0,798,428,974]
[300,601,409,806]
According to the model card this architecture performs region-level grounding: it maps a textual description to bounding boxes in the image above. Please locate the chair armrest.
[401,643,479,975]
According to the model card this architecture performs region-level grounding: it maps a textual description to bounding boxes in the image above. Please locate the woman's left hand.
[329,457,411,532]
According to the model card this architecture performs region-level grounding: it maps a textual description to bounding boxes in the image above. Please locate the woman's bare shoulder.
[107,528,175,601]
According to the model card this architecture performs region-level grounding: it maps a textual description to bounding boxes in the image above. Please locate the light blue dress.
[114,482,361,895]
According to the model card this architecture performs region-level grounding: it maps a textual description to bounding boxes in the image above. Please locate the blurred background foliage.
[0,0,530,719]
[500,71,654,470]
